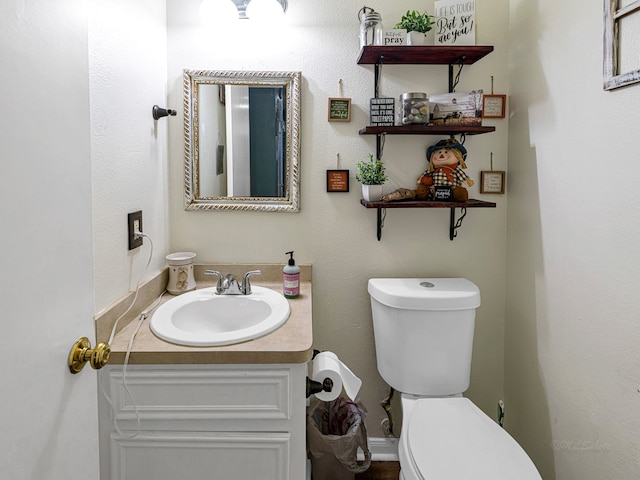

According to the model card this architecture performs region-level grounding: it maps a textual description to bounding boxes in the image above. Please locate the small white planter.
[362,184,384,202]
[407,30,434,45]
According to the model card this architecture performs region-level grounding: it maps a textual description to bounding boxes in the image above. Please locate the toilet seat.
[406,397,541,479]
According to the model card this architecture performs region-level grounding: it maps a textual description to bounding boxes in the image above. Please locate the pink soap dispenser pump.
[283,251,300,298]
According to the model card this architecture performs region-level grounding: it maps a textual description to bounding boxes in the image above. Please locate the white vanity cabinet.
[98,363,307,480]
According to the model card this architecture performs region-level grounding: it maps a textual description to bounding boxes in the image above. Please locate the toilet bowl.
[368,278,542,480]
[398,395,541,479]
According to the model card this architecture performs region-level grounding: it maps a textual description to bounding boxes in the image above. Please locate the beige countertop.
[100,264,313,365]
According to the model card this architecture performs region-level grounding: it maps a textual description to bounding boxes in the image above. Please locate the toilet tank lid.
[368,278,480,310]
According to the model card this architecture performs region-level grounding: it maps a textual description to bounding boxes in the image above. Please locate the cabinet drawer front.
[110,432,290,480]
[106,366,292,423]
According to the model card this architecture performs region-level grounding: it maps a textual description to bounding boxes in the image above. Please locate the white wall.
[506,0,640,478]
[167,0,510,433]
[89,0,169,313]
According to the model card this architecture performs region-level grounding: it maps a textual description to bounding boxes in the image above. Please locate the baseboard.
[359,436,399,461]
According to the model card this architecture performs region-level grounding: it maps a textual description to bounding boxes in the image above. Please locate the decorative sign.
[482,94,506,118]
[434,186,454,201]
[370,97,395,126]
[434,0,475,46]
[326,170,350,192]
[328,98,351,122]
[381,29,407,46]
[480,171,505,194]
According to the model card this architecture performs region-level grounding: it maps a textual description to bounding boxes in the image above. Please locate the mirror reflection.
[184,70,301,212]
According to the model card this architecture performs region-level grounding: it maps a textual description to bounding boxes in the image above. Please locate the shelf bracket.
[374,56,384,98]
[376,207,386,241]
[448,56,466,92]
[449,207,467,240]
[376,132,386,160]
[374,56,385,160]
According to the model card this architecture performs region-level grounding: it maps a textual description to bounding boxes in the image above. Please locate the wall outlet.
[127,211,143,250]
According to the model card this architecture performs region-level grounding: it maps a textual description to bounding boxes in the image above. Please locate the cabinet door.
[109,432,291,480]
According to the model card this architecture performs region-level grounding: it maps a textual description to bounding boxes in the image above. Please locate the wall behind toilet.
[165,0,510,434]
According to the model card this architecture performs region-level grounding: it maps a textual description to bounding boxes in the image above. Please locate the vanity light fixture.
[229,0,287,19]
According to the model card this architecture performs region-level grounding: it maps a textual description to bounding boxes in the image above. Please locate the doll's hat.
[426,138,467,162]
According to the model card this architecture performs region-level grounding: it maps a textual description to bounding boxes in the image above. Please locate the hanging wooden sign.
[326,169,350,192]
[328,98,352,122]
[480,152,505,194]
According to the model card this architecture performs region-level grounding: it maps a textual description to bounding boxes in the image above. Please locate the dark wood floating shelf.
[360,198,497,241]
[357,45,494,65]
[361,198,496,209]
[359,125,496,136]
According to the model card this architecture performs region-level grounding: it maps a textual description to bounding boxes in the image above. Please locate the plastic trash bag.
[307,397,371,480]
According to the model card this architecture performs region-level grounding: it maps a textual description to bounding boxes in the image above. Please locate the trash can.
[307,397,371,480]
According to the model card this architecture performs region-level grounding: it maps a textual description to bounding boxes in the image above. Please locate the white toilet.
[368,278,542,480]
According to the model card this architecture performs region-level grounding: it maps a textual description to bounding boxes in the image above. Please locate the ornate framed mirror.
[183,70,301,211]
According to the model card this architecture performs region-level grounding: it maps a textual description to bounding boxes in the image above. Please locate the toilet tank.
[368,278,481,396]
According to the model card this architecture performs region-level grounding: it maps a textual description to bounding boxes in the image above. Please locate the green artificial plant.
[356,154,387,185]
[394,10,434,33]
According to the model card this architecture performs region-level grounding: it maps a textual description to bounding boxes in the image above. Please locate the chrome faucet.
[241,270,261,295]
[204,269,261,295]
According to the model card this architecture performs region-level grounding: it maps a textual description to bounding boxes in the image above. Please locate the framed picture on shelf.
[482,94,506,118]
[430,90,483,126]
[480,171,505,194]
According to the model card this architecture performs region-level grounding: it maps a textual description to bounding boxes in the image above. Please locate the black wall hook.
[152,105,177,120]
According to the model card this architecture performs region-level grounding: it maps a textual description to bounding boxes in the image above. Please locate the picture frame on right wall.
[480,171,506,194]
[603,1,640,90]
[482,94,506,118]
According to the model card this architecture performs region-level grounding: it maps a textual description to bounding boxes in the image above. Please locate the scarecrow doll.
[417,138,474,202]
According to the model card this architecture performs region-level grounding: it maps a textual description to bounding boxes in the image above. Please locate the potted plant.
[356,154,387,201]
[395,10,434,45]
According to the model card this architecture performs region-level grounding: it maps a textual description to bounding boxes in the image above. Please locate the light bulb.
[245,0,285,20]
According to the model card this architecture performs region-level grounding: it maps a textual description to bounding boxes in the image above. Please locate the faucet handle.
[242,270,262,295]
[204,270,223,293]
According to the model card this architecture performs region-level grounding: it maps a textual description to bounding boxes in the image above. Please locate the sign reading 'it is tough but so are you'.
[434,0,476,46]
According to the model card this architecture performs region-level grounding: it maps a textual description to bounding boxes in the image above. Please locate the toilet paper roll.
[312,351,362,402]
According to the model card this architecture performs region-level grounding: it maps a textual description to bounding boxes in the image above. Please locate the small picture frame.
[480,171,506,194]
[326,169,350,192]
[328,98,352,122]
[482,94,506,118]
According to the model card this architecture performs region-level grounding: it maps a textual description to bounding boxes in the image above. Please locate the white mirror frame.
[183,69,301,212]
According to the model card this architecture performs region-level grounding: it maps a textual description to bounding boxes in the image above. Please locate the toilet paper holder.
[306,349,334,398]
[306,376,334,398]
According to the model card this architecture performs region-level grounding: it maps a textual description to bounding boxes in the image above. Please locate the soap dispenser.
[283,251,300,298]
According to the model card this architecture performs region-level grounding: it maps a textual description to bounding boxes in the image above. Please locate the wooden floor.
[355,461,400,480]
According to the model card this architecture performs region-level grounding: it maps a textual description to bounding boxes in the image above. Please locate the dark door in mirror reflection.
[249,86,286,197]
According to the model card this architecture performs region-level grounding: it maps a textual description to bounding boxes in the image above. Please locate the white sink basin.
[150,286,291,347]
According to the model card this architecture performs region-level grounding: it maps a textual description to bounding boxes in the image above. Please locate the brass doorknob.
[68,337,111,374]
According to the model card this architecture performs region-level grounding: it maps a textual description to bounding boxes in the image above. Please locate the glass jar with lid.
[358,7,383,48]
[400,92,430,125]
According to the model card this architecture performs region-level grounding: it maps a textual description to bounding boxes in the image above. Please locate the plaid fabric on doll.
[431,165,471,187]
